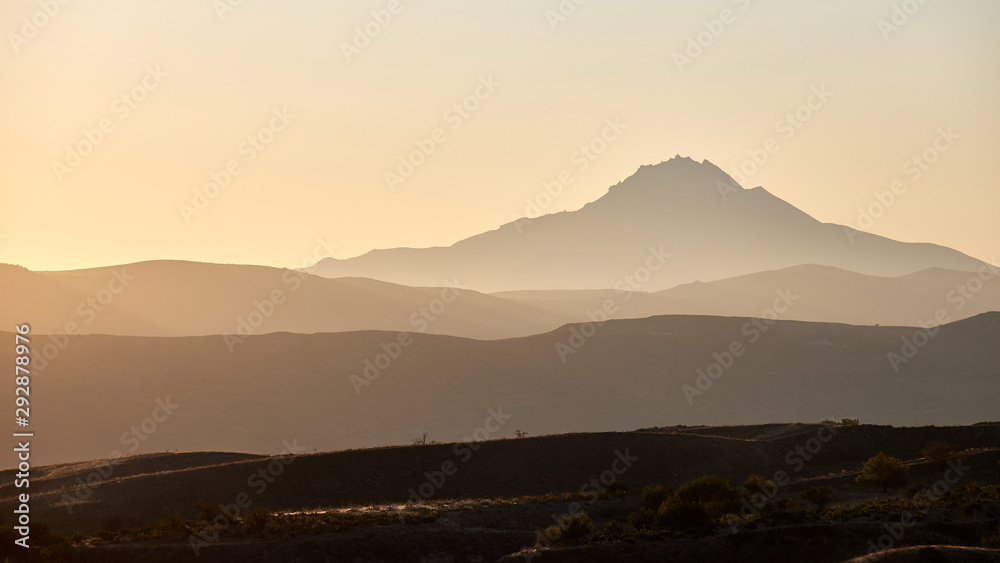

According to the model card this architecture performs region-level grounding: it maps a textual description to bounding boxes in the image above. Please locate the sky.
[1,0,998,272]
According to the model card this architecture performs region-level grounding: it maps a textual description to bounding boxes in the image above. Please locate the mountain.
[303,156,988,292]
[495,264,1000,327]
[0,261,567,339]
[10,312,998,467]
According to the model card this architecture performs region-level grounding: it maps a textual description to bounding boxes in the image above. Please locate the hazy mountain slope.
[494,264,1000,327]
[0,261,568,339]
[305,156,988,291]
[8,313,997,466]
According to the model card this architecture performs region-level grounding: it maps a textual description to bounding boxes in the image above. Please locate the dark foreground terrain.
[2,423,999,562]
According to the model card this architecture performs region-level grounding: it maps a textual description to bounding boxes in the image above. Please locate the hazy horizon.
[2,0,998,271]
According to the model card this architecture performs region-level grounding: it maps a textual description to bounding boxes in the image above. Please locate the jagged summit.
[599,156,746,210]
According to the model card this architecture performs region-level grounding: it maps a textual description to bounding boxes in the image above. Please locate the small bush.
[656,498,712,531]
[921,441,957,470]
[627,506,656,531]
[641,485,672,509]
[856,452,909,493]
[156,512,188,538]
[801,485,834,508]
[558,513,593,541]
[541,513,593,546]
[675,475,739,516]
[743,474,777,496]
[840,418,860,426]
[242,508,272,537]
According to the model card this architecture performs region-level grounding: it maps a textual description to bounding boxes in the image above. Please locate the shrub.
[242,508,272,537]
[856,452,910,493]
[656,498,713,531]
[157,512,188,538]
[675,475,739,516]
[801,485,834,508]
[542,513,593,545]
[627,506,656,531]
[921,441,957,470]
[641,485,672,509]
[743,474,777,495]
[840,418,860,426]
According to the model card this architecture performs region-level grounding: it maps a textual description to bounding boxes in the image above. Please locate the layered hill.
[0,261,566,339]
[496,264,1000,328]
[7,313,998,467]
[304,156,988,291]
[3,260,997,340]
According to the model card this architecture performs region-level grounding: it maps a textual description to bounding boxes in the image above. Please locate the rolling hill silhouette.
[3,260,996,339]
[9,312,997,467]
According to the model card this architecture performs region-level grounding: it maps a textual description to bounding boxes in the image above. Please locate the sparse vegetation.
[11,424,999,562]
[743,473,777,495]
[242,508,272,537]
[856,452,910,493]
[542,513,593,546]
[921,440,958,469]
[675,474,739,516]
[801,485,834,508]
[641,484,673,509]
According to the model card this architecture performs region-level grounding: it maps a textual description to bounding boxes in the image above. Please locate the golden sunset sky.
[1,0,997,271]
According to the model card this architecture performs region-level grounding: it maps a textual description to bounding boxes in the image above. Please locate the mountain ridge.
[304,156,988,291]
